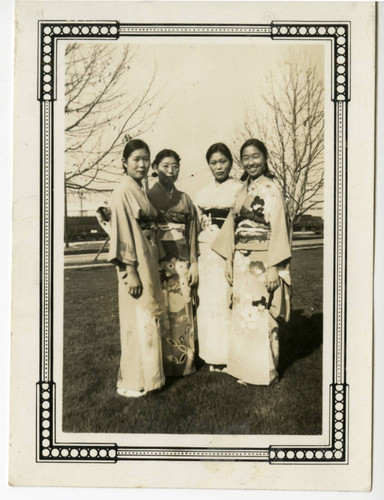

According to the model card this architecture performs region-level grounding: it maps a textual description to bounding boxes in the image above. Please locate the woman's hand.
[225,259,233,286]
[122,265,143,299]
[188,262,199,287]
[266,266,280,294]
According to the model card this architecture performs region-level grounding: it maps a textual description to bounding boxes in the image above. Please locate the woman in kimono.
[212,139,291,386]
[194,143,242,371]
[108,139,165,398]
[147,149,199,377]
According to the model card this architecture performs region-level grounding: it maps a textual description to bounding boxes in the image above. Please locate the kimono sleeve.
[211,209,236,261]
[187,198,200,263]
[108,189,138,267]
[267,184,291,268]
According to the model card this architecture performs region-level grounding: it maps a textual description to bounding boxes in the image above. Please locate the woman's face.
[241,145,266,179]
[156,156,180,187]
[123,148,150,182]
[208,152,232,183]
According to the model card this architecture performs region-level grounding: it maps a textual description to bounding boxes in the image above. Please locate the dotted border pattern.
[38,21,120,101]
[119,24,272,36]
[269,384,348,463]
[37,20,350,464]
[37,382,118,462]
[41,101,52,381]
[334,102,347,384]
[118,448,269,461]
[271,22,350,102]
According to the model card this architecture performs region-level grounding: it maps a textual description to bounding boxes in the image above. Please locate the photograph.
[62,40,324,435]
[8,0,375,491]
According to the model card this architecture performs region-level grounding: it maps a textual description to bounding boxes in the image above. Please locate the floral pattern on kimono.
[212,175,291,385]
[147,182,199,376]
[159,258,195,376]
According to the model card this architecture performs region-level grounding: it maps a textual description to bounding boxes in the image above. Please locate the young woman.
[194,143,242,370]
[147,149,199,377]
[108,139,165,398]
[212,139,291,385]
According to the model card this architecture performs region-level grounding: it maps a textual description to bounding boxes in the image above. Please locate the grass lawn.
[63,247,323,435]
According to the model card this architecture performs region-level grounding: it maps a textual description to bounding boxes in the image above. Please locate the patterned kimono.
[194,178,243,365]
[108,175,165,393]
[212,175,291,385]
[147,182,199,377]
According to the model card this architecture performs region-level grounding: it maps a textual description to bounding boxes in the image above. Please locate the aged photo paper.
[9,0,375,490]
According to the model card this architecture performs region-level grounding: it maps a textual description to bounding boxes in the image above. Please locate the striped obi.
[201,207,230,229]
[234,212,271,251]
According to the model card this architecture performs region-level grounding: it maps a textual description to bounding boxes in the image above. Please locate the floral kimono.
[194,178,243,365]
[147,182,199,376]
[108,175,165,393]
[212,175,291,385]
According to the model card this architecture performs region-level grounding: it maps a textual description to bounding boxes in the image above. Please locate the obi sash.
[234,216,271,251]
[201,207,230,229]
[156,212,188,243]
[138,215,158,246]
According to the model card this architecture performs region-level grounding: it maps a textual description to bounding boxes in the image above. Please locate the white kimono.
[195,178,243,365]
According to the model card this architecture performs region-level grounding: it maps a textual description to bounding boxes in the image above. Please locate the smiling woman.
[212,139,291,386]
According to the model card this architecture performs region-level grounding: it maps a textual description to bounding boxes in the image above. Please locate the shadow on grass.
[279,309,323,378]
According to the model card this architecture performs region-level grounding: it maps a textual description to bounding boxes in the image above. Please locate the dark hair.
[152,149,181,169]
[206,142,233,165]
[240,138,274,180]
[122,139,150,161]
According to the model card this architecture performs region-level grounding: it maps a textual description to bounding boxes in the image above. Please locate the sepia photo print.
[9,0,375,490]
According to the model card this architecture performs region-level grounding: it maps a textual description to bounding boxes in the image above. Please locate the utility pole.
[79,189,85,217]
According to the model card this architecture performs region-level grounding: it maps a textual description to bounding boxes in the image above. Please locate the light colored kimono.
[147,182,199,377]
[108,175,165,393]
[212,175,291,385]
[195,178,243,365]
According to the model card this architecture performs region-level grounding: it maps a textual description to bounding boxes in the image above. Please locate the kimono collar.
[148,181,183,212]
[122,173,145,191]
[212,177,234,190]
[156,181,175,199]
[247,174,266,188]
[233,175,266,214]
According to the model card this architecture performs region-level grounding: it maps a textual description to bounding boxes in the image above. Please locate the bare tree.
[233,58,324,239]
[65,43,164,193]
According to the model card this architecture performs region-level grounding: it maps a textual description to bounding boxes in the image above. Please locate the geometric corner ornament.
[271,21,350,102]
[38,21,119,101]
[37,20,350,463]
[270,384,349,463]
[37,382,117,462]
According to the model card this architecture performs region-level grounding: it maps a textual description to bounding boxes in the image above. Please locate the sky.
[66,39,324,215]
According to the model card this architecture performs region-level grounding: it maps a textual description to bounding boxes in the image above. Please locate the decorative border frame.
[37,20,350,464]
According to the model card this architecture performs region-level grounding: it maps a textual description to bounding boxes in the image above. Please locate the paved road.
[65,253,109,265]
[64,239,323,269]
